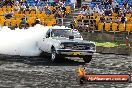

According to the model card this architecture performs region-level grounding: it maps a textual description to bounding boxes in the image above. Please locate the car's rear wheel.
[83,55,92,63]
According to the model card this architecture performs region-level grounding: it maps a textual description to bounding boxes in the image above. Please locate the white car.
[38,26,96,63]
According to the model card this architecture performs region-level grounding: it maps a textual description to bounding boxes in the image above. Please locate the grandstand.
[73,0,132,33]
[0,0,132,34]
[0,0,72,27]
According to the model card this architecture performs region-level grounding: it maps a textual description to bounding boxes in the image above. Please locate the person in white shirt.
[20,4,26,13]
[93,4,100,13]
[70,0,77,10]
[112,0,118,9]
[14,5,20,11]
[98,8,104,16]
[89,7,94,15]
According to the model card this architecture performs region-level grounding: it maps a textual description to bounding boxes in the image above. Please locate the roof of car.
[50,26,71,30]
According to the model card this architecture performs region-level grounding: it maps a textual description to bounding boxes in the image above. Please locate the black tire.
[83,55,92,63]
[79,76,87,84]
[50,47,59,62]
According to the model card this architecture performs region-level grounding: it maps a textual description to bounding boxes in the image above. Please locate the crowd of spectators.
[12,0,68,18]
[81,0,132,16]
[75,0,132,31]
[0,0,75,28]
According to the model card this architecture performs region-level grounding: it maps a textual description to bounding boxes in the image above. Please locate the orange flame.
[78,65,86,76]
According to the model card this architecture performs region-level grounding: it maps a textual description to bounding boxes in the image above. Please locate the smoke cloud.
[0,24,48,56]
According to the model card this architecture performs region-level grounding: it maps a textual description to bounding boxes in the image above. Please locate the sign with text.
[86,74,130,83]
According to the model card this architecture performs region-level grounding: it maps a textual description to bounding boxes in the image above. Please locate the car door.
[39,29,53,53]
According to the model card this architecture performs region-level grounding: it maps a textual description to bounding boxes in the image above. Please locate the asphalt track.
[0,53,131,88]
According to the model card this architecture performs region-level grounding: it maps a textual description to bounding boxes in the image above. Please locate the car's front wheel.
[51,47,61,62]
[83,55,92,63]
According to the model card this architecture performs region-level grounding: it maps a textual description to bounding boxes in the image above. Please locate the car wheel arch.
[51,45,55,52]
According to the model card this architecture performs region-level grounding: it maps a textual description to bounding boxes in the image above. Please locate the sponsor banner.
[85,74,131,83]
[76,66,131,84]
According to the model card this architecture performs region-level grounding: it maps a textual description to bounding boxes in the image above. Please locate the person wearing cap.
[25,4,31,12]
[19,15,29,28]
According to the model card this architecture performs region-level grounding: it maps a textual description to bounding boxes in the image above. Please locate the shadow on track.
[0,54,85,66]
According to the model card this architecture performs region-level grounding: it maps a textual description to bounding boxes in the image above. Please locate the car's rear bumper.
[56,49,94,56]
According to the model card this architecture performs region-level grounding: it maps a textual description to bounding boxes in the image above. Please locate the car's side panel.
[38,37,61,53]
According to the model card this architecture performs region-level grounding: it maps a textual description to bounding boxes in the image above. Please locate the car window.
[51,29,81,38]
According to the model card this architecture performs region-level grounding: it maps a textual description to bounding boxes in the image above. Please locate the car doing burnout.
[38,26,96,63]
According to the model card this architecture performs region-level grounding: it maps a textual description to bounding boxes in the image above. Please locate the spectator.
[118,10,123,17]
[120,15,127,23]
[114,5,119,13]
[121,6,127,16]
[98,8,104,16]
[61,5,66,17]
[100,14,105,22]
[105,18,112,23]
[113,16,119,23]
[19,15,29,28]
[105,7,112,16]
[89,7,94,15]
[108,0,112,5]
[20,0,24,5]
[55,8,61,18]
[10,9,14,16]
[30,4,37,13]
[3,0,14,7]
[126,7,131,14]
[83,19,89,31]
[21,15,27,21]
[41,19,45,25]
[14,4,20,11]
[45,6,51,14]
[32,17,40,26]
[20,3,26,13]
[104,0,109,8]
[80,8,86,15]
[112,0,118,9]
[15,1,20,6]
[35,0,40,5]
[4,10,13,19]
[81,5,87,11]
[39,4,44,12]
[25,4,31,12]
[123,1,128,8]
[42,0,47,3]
[70,0,77,10]
[77,20,83,31]
[93,4,100,13]
[23,0,27,4]
[130,7,132,13]
[52,7,56,14]
[70,18,75,29]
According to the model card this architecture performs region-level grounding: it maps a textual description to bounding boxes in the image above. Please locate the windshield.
[51,29,81,38]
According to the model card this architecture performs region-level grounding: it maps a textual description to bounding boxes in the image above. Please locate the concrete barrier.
[81,32,132,55]
[96,46,132,55]
[81,32,132,42]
